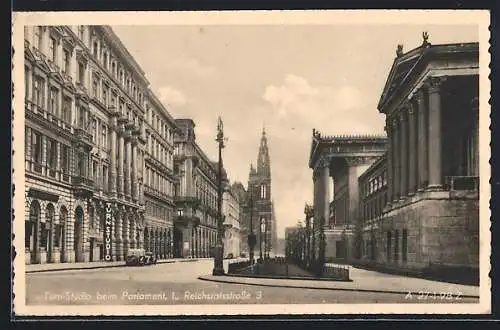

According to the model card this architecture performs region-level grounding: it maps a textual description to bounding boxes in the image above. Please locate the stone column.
[131,138,138,202]
[130,215,136,249]
[122,211,130,257]
[416,90,428,191]
[400,111,408,199]
[117,125,125,198]
[320,162,330,227]
[124,134,132,199]
[109,115,118,197]
[392,118,400,201]
[114,207,123,261]
[385,119,393,205]
[408,101,417,195]
[426,77,445,190]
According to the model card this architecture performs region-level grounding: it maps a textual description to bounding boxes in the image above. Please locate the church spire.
[257,126,270,177]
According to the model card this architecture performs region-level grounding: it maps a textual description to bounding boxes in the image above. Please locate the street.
[26,260,479,305]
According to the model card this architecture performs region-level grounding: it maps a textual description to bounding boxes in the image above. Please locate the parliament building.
[309,37,480,282]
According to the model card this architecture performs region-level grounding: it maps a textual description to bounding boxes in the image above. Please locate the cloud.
[261,74,382,136]
[168,58,216,77]
[157,86,188,107]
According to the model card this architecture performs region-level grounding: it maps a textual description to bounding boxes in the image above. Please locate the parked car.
[144,251,157,265]
[225,253,234,259]
[125,249,157,266]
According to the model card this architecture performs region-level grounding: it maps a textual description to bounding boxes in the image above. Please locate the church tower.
[247,126,277,257]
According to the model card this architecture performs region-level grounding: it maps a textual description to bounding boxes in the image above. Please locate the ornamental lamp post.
[212,116,225,276]
[259,217,265,261]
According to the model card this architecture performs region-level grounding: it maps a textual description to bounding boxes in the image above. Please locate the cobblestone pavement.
[25,260,479,305]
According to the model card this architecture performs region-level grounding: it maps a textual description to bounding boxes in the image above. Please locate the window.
[92,160,98,181]
[49,87,58,115]
[62,48,70,74]
[35,26,43,50]
[46,138,57,169]
[54,224,62,248]
[31,131,42,164]
[111,62,116,76]
[78,25,85,40]
[102,85,108,106]
[62,96,71,124]
[102,165,108,192]
[33,76,45,108]
[78,105,86,129]
[402,229,408,263]
[103,52,108,69]
[25,66,30,101]
[49,37,57,62]
[101,125,107,149]
[260,184,266,199]
[93,41,98,58]
[61,145,70,174]
[92,76,99,99]
[77,62,85,85]
[91,118,98,143]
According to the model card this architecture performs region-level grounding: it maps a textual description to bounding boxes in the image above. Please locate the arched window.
[260,184,266,199]
[42,204,55,250]
[27,201,40,249]
[93,41,98,58]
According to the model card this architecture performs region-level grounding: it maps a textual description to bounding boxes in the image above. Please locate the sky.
[112,24,478,238]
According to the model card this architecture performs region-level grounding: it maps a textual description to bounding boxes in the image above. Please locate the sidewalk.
[198,266,480,298]
[26,257,211,273]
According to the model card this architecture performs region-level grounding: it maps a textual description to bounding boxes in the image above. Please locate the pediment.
[377,50,424,112]
[49,71,65,85]
[24,43,36,62]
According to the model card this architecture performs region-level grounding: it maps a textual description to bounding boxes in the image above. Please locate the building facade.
[308,37,480,281]
[247,128,278,257]
[24,25,177,264]
[231,181,249,255]
[222,183,241,258]
[308,133,387,262]
[372,40,479,277]
[173,119,218,258]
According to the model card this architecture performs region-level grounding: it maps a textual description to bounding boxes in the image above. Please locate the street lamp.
[247,188,256,265]
[259,217,265,261]
[212,116,225,276]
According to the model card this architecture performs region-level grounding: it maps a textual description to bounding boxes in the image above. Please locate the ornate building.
[24,25,177,264]
[173,119,218,258]
[231,181,249,255]
[309,133,387,262]
[309,36,480,282]
[247,128,278,257]
[372,39,479,280]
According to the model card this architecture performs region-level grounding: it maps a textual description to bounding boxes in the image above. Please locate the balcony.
[74,128,93,146]
[72,175,94,197]
[444,176,479,191]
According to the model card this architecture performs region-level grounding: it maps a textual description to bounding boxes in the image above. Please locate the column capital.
[424,76,447,93]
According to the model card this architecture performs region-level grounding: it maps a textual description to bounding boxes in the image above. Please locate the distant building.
[173,119,218,258]
[223,182,241,258]
[247,128,278,257]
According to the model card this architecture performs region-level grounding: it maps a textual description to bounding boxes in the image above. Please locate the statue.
[396,44,404,57]
[422,31,430,46]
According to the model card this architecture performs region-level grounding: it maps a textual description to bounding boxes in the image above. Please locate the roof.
[377,40,478,114]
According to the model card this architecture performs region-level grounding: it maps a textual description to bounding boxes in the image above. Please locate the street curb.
[26,260,177,274]
[197,276,480,299]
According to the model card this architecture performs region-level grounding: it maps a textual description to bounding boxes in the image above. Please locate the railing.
[444,176,479,191]
[227,260,251,274]
[323,263,350,280]
[72,175,94,188]
[74,128,93,143]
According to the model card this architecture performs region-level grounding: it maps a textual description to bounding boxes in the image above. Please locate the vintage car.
[125,249,157,266]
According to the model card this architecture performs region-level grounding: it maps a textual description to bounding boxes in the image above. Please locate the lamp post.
[212,116,225,276]
[259,217,265,261]
[304,204,313,268]
[247,188,256,265]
